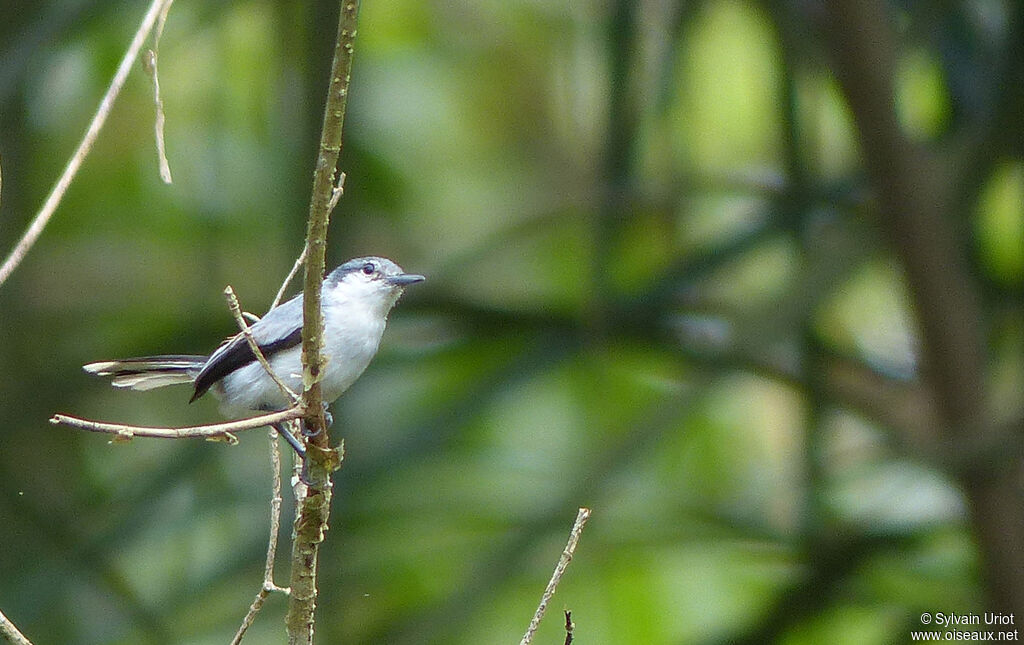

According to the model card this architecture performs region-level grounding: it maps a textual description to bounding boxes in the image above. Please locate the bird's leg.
[273,422,306,458]
[273,422,314,486]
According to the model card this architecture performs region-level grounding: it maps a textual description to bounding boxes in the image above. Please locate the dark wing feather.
[190,294,305,402]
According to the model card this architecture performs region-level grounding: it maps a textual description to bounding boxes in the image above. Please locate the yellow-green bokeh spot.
[895,48,952,140]
[975,161,1024,286]
[675,0,783,173]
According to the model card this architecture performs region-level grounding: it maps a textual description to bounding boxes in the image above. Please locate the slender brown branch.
[820,0,1022,614]
[0,608,34,645]
[299,9,358,452]
[286,3,360,643]
[50,407,303,440]
[0,0,174,288]
[520,507,591,645]
[819,0,986,438]
[272,245,308,310]
[230,426,292,645]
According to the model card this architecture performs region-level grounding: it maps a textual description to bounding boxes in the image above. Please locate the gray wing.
[190,294,305,402]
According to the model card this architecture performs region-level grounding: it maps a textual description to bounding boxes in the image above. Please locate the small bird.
[84,256,424,455]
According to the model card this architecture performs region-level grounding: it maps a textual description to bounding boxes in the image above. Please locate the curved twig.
[0,0,174,288]
[144,0,175,183]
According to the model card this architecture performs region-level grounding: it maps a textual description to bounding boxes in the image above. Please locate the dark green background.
[1,1,1022,643]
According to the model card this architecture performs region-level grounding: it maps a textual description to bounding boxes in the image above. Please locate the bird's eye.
[361,262,376,276]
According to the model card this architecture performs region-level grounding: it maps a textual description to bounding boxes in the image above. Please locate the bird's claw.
[297,459,315,487]
[273,423,317,486]
[301,405,332,437]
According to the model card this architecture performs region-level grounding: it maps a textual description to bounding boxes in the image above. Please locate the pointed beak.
[387,273,426,287]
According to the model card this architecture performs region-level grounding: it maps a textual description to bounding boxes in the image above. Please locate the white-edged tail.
[83,356,206,392]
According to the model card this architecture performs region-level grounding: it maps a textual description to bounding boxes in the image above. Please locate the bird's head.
[325,256,425,315]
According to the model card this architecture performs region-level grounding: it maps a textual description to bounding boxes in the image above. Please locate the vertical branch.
[286,2,360,644]
[299,0,359,460]
[819,0,986,432]
[230,428,290,645]
[818,0,1023,614]
[590,0,639,339]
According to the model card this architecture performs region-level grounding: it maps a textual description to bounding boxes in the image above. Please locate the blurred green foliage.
[1,0,1022,644]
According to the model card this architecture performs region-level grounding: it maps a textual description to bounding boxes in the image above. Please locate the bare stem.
[0,0,174,288]
[286,2,360,643]
[145,0,175,183]
[299,7,359,453]
[50,407,304,441]
[0,608,34,645]
[327,172,347,213]
[520,508,591,645]
[272,245,309,310]
[264,425,289,589]
[230,427,292,645]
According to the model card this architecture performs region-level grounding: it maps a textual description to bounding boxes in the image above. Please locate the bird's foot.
[297,459,314,487]
[273,423,317,486]
[301,404,332,437]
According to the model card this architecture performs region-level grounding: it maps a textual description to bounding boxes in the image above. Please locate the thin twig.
[272,245,308,310]
[264,425,289,589]
[327,171,347,214]
[224,285,299,405]
[270,173,344,309]
[230,427,292,645]
[563,610,574,645]
[50,407,303,440]
[144,0,175,183]
[0,607,34,645]
[519,508,591,645]
[0,0,174,288]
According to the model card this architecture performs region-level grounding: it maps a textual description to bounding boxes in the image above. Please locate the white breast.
[319,295,387,402]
